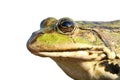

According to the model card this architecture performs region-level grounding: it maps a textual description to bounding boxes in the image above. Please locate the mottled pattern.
[100,60,120,74]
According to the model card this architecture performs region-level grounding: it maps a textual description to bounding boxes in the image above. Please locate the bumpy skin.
[27,17,120,80]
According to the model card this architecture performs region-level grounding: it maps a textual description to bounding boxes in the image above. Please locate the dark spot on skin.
[99,60,120,74]
[115,56,119,59]
[89,52,93,55]
[100,57,108,61]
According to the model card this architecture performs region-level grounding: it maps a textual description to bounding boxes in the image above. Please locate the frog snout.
[27,30,43,44]
[27,30,43,53]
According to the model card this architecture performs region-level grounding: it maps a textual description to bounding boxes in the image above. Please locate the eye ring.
[57,18,76,34]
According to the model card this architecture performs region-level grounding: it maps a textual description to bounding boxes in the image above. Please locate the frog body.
[27,17,120,80]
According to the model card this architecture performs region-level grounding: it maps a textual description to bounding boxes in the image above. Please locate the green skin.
[27,17,120,80]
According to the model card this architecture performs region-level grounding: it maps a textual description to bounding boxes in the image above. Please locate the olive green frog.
[27,17,120,80]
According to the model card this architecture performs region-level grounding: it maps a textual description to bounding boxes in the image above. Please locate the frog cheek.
[57,18,76,34]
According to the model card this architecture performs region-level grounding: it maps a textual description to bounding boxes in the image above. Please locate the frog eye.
[57,18,75,34]
[40,17,57,29]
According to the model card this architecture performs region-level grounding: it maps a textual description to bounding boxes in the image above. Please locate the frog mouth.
[27,40,114,60]
[29,48,109,61]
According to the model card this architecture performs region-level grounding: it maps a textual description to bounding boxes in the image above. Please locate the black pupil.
[61,21,72,28]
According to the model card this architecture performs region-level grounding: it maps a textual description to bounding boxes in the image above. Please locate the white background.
[0,0,120,80]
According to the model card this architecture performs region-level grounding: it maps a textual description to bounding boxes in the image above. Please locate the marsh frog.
[27,17,120,80]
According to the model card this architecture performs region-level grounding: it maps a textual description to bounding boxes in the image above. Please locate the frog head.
[27,17,116,60]
[27,17,120,80]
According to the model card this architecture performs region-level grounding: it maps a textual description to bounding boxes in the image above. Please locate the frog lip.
[27,47,106,60]
[27,44,109,60]
[28,46,103,53]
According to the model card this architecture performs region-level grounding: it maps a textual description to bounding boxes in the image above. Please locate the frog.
[27,17,120,80]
